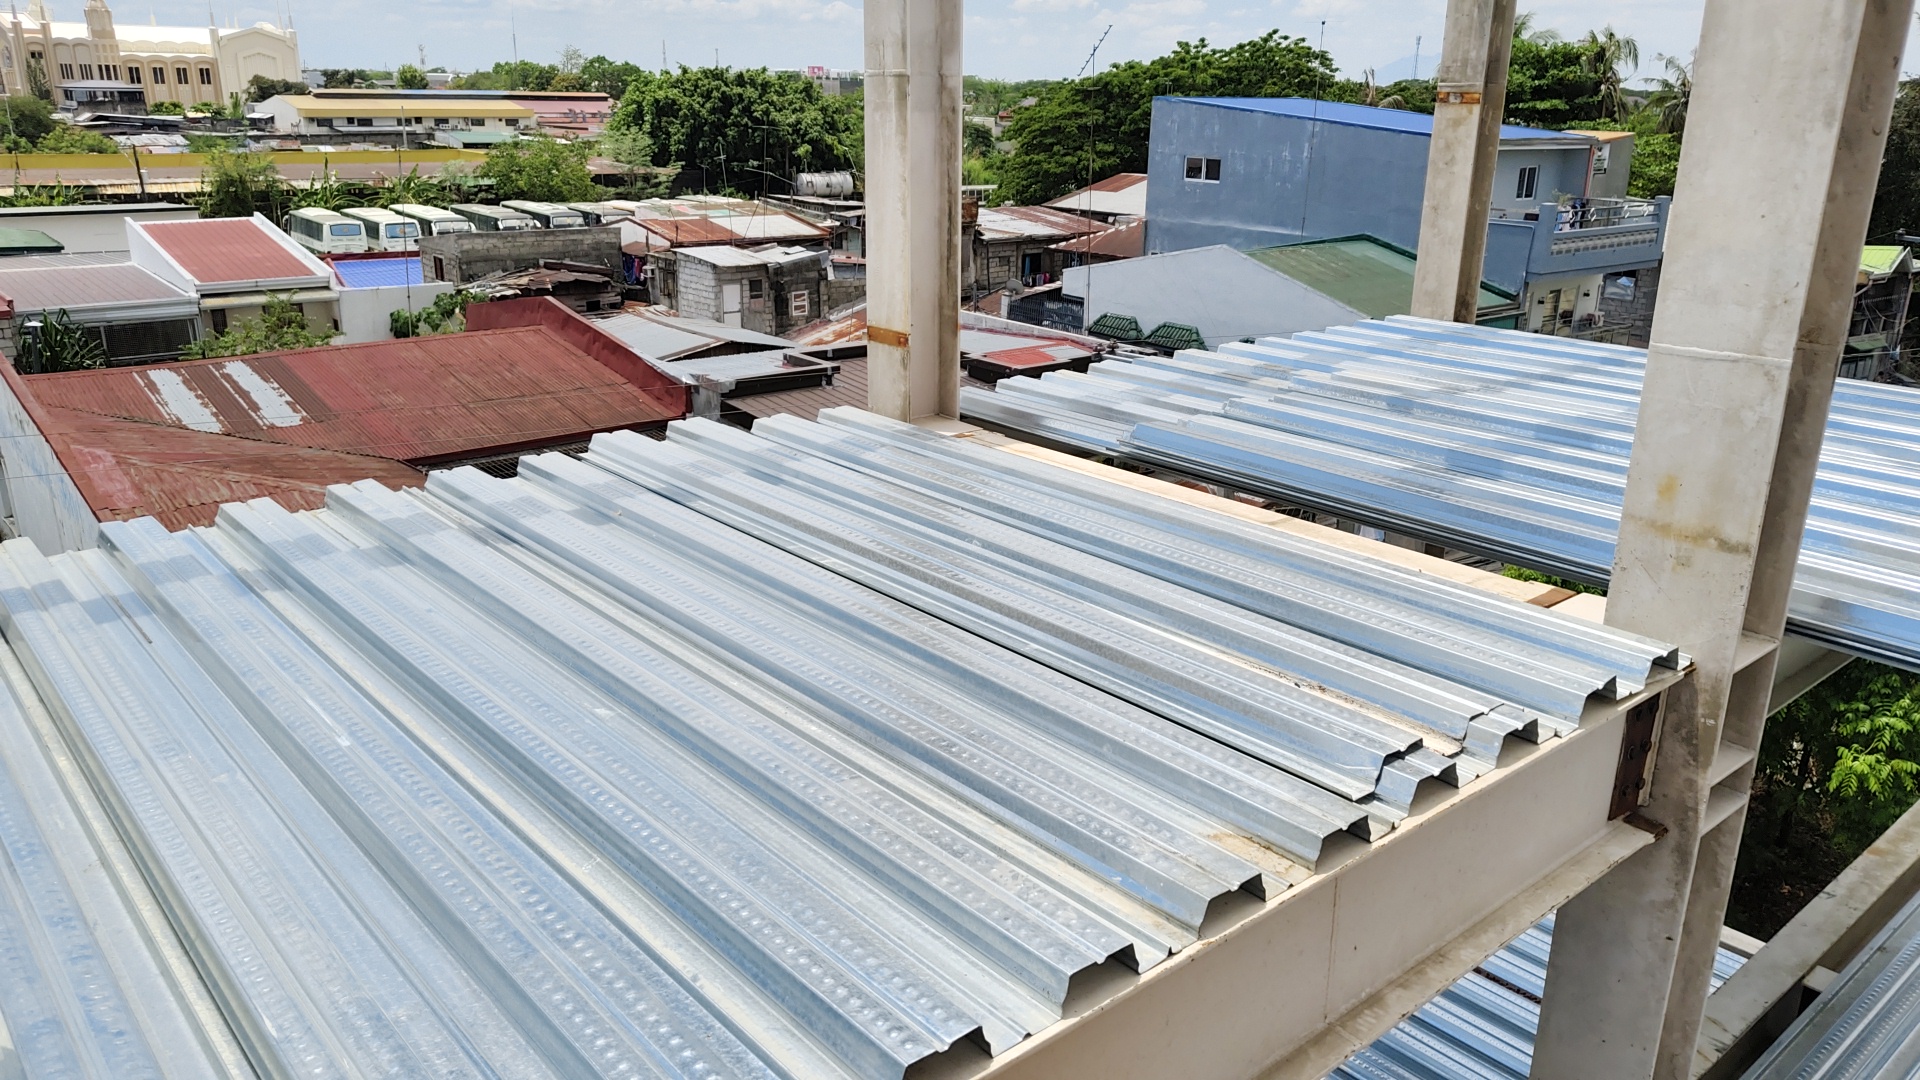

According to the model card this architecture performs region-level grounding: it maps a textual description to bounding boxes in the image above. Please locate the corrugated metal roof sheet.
[1741,892,1920,1077]
[1050,218,1146,259]
[330,256,424,288]
[0,260,193,314]
[28,326,683,465]
[637,216,742,247]
[1247,237,1514,317]
[0,406,1678,1078]
[41,406,424,530]
[1331,916,1747,1079]
[977,206,1109,243]
[960,315,1920,669]
[138,217,324,287]
[1045,173,1149,218]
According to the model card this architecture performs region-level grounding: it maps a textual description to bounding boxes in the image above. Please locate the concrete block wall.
[421,227,622,284]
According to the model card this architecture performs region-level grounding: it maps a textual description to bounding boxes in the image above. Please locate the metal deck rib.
[962,314,1920,669]
[0,407,1678,1078]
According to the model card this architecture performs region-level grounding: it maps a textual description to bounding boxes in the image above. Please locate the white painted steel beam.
[1409,0,1514,323]
[911,673,1680,1080]
[1531,2,1914,1077]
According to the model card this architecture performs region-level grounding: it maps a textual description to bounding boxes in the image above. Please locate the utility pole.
[1408,0,1515,323]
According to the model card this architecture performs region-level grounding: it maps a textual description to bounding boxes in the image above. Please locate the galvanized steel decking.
[0,409,1678,1078]
[961,315,1920,669]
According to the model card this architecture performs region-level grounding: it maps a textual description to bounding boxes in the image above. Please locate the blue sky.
[114,0,1916,85]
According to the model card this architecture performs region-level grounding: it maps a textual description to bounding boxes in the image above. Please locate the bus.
[342,207,421,251]
[501,200,588,229]
[449,203,539,231]
[566,202,633,226]
[389,204,475,236]
[285,208,366,254]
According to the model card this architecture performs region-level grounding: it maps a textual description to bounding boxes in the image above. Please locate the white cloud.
[1012,0,1093,13]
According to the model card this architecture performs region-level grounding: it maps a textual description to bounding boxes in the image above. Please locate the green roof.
[1087,312,1145,341]
[1143,322,1205,353]
[0,228,63,257]
[1861,245,1909,278]
[1246,235,1513,319]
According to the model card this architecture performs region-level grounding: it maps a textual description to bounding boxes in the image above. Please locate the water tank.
[793,171,855,198]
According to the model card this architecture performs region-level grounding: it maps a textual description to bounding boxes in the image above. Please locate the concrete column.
[1409,0,1514,322]
[905,0,962,419]
[863,0,912,419]
[1529,2,1911,1078]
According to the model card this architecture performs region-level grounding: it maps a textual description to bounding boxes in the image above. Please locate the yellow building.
[0,0,301,112]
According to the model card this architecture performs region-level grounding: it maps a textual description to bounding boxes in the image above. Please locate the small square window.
[152,66,165,84]
[747,279,764,299]
[1184,156,1222,183]
[176,67,189,85]
[790,290,809,318]
[78,63,93,79]
[58,62,74,80]
[127,65,140,84]
[1516,164,1539,201]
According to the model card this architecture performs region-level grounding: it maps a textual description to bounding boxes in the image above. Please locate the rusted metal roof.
[36,407,424,530]
[28,324,686,466]
[976,205,1110,243]
[1050,218,1146,259]
[137,217,323,287]
[1089,172,1148,193]
[635,216,741,247]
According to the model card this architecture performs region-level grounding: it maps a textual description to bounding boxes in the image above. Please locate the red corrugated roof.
[139,217,320,286]
[1049,218,1146,259]
[29,322,686,466]
[981,343,1094,368]
[1089,172,1148,192]
[638,217,742,247]
[37,407,425,531]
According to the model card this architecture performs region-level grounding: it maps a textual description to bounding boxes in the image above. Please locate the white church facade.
[0,0,300,112]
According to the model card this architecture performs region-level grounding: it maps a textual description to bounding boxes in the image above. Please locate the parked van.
[501,200,588,229]
[449,203,539,231]
[566,202,633,226]
[389,204,476,236]
[342,207,421,251]
[285,207,367,254]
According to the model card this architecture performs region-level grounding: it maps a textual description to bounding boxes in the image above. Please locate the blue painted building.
[1144,98,1670,338]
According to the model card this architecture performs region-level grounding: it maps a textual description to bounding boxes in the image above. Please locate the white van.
[389,204,475,236]
[285,207,367,254]
[342,207,422,252]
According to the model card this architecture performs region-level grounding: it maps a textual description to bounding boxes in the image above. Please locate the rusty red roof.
[1049,218,1146,259]
[29,316,687,466]
[138,217,324,286]
[42,408,425,531]
[1088,172,1147,193]
[636,217,742,247]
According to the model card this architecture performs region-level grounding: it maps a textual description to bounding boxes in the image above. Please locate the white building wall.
[335,281,455,344]
[0,374,99,552]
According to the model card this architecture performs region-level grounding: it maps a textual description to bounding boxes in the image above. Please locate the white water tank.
[793,171,855,198]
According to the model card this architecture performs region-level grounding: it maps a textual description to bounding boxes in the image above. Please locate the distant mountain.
[1370,53,1425,83]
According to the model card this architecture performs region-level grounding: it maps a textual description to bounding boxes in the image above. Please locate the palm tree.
[1646,52,1693,137]
[1359,69,1408,111]
[1512,11,1562,45]
[1581,27,1640,121]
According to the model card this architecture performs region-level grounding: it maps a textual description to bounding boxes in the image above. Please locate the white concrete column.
[1529,2,1911,1078]
[864,0,912,420]
[1409,0,1514,322]
[905,0,962,419]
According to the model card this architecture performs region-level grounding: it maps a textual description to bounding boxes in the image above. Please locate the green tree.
[580,55,647,98]
[964,120,998,158]
[1645,52,1693,137]
[1870,79,1920,242]
[199,146,283,218]
[1580,26,1640,121]
[378,165,452,207]
[1,181,87,207]
[182,294,335,359]
[16,309,105,374]
[995,31,1339,206]
[390,289,479,337]
[594,127,676,198]
[1503,34,1608,129]
[0,95,58,144]
[245,75,307,102]
[962,76,1058,116]
[34,124,116,154]
[454,60,557,91]
[476,136,598,201]
[395,64,429,90]
[1574,114,1680,198]
[608,66,860,195]
[317,68,370,89]
[288,171,364,211]
[146,100,185,116]
[1730,661,1920,935]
